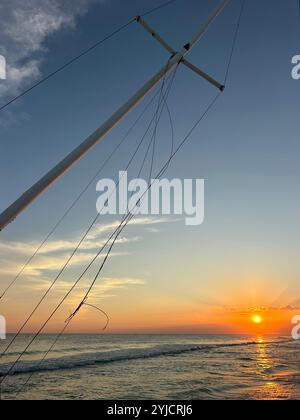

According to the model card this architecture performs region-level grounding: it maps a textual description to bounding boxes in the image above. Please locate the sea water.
[0,334,299,400]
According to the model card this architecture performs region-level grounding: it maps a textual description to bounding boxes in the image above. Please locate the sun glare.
[252,315,263,324]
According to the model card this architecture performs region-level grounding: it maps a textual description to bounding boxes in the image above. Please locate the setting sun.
[252,315,263,324]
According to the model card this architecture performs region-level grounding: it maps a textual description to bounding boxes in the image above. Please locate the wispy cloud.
[0,217,169,256]
[226,305,300,314]
[6,275,146,309]
[0,251,128,278]
[0,235,141,256]
[0,217,174,277]
[0,0,96,101]
[82,277,146,299]
[23,275,146,296]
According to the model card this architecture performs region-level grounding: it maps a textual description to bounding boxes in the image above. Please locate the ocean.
[0,334,299,400]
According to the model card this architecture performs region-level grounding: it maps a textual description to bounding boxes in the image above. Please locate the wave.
[0,339,291,377]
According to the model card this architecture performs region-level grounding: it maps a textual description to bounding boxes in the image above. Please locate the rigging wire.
[223,0,246,85]
[65,66,179,321]
[0,20,133,113]
[0,66,177,385]
[0,0,180,113]
[141,0,179,18]
[81,303,110,331]
[11,70,177,396]
[1,0,246,395]
[75,69,179,312]
[24,90,223,398]
[148,61,168,182]
[0,69,175,362]
[70,87,218,331]
[163,96,175,174]
[0,88,161,301]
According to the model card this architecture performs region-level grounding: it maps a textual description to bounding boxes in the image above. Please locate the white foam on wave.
[0,339,290,377]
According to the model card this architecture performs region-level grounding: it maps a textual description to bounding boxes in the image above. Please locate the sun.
[252,314,263,324]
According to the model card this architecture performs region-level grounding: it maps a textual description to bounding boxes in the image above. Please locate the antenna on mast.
[135,16,225,91]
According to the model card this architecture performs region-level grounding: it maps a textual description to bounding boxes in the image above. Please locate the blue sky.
[0,0,299,333]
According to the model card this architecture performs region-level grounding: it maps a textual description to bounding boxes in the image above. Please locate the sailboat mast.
[0,0,229,231]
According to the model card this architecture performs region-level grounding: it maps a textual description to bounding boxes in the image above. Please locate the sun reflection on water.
[254,336,289,400]
[256,336,271,372]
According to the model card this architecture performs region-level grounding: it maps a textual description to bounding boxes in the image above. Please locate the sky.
[0,0,299,335]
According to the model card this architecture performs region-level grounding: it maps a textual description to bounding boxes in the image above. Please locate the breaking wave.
[0,339,291,377]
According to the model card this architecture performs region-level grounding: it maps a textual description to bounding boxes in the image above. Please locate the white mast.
[0,0,229,231]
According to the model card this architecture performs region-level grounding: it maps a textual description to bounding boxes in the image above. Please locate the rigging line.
[65,93,219,324]
[17,200,142,397]
[14,303,108,399]
[4,38,227,391]
[12,126,168,399]
[2,213,129,384]
[141,0,179,18]
[82,303,110,331]
[223,0,245,85]
[158,81,175,175]
[149,105,160,182]
[67,67,179,316]
[0,20,134,113]
[0,75,172,358]
[0,87,163,302]
[59,84,219,338]
[148,63,178,183]
[15,86,219,398]
[14,321,71,399]
[0,70,174,306]
[148,63,169,182]
[68,137,158,325]
[73,39,240,315]
[143,64,175,183]
[0,69,177,382]
[157,92,222,179]
[65,79,172,323]
[0,117,157,363]
[14,221,131,397]
[0,74,171,362]
[71,107,179,312]
[11,69,178,394]
[80,215,135,311]
[0,0,180,113]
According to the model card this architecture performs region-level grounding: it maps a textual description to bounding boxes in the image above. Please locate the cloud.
[0,0,96,101]
[66,277,146,305]
[0,251,128,278]
[89,277,146,296]
[226,305,300,314]
[0,217,171,257]
[23,275,145,294]
[0,217,174,277]
[0,235,141,256]
[13,276,146,307]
